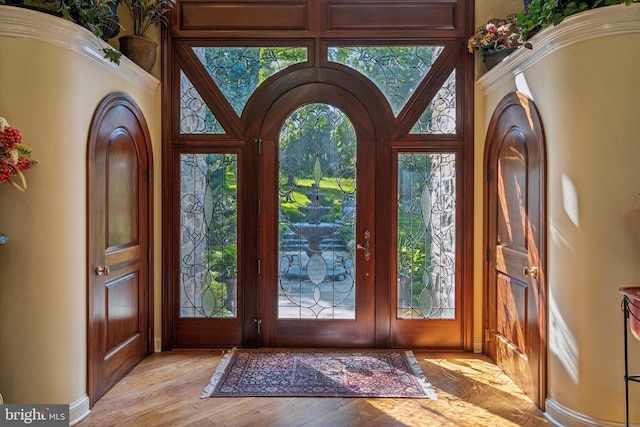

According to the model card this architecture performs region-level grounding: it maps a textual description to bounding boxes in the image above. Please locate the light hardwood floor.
[78,350,553,426]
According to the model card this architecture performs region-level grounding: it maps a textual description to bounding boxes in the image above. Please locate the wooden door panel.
[496,273,527,352]
[107,132,139,247]
[484,92,546,409]
[105,273,140,352]
[88,93,152,405]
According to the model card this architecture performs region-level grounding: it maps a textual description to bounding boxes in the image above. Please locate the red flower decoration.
[0,117,36,192]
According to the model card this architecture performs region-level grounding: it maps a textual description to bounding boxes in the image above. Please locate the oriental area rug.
[201,348,437,399]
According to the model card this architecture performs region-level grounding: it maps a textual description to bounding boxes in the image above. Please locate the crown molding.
[478,3,640,94]
[0,5,159,95]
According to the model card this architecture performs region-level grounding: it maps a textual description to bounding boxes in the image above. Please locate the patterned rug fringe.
[404,350,438,400]
[200,347,237,398]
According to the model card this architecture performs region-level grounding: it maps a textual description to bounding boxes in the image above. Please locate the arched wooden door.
[250,79,381,347]
[87,93,153,405]
[484,91,547,408]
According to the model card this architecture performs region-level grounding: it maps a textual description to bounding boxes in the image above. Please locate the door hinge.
[485,248,490,261]
[257,259,261,274]
[147,168,152,182]
[485,328,495,342]
[255,138,262,155]
[254,318,262,334]
[258,199,261,215]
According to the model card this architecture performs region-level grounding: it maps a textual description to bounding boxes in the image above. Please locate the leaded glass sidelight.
[180,71,225,134]
[327,46,444,116]
[180,154,238,318]
[397,153,456,319]
[410,70,457,135]
[192,47,308,116]
[278,104,357,319]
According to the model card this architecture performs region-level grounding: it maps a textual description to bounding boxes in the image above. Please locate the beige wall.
[475,4,640,425]
[0,7,161,423]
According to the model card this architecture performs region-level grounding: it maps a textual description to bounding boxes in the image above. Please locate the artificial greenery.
[517,0,638,40]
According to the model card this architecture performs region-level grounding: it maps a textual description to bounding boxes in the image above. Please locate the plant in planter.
[119,0,173,72]
[467,14,523,70]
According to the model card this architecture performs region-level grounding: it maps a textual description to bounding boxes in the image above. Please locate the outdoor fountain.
[280,184,349,281]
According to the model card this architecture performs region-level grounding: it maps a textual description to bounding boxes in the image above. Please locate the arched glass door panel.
[278,104,357,319]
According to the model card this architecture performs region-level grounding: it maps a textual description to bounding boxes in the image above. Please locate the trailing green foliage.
[59,0,123,63]
[517,0,638,40]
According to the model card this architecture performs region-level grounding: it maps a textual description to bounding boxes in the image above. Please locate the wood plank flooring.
[77,351,553,426]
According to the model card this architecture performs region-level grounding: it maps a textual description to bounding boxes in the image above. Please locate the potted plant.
[467,14,523,70]
[118,0,173,72]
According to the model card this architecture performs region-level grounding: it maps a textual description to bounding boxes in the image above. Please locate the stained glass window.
[278,104,357,319]
[180,153,238,318]
[180,71,225,134]
[192,47,308,116]
[397,153,456,319]
[328,46,444,116]
[410,70,457,134]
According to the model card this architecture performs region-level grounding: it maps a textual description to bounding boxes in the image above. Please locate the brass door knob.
[95,265,110,276]
[523,266,538,278]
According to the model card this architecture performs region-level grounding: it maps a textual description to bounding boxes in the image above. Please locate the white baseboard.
[69,394,91,426]
[473,338,483,353]
[545,397,633,427]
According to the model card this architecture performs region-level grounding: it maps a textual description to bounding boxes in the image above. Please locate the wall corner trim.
[0,5,159,95]
[545,397,627,427]
[69,394,91,426]
[477,3,640,95]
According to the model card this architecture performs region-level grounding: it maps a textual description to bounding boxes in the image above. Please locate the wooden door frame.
[162,0,476,350]
[243,67,393,348]
[87,92,154,405]
[482,91,547,408]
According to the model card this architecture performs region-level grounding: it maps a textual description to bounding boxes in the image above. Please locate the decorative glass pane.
[192,47,308,116]
[397,153,456,319]
[180,154,238,318]
[410,70,457,134]
[278,104,356,319]
[180,71,225,134]
[328,46,444,116]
